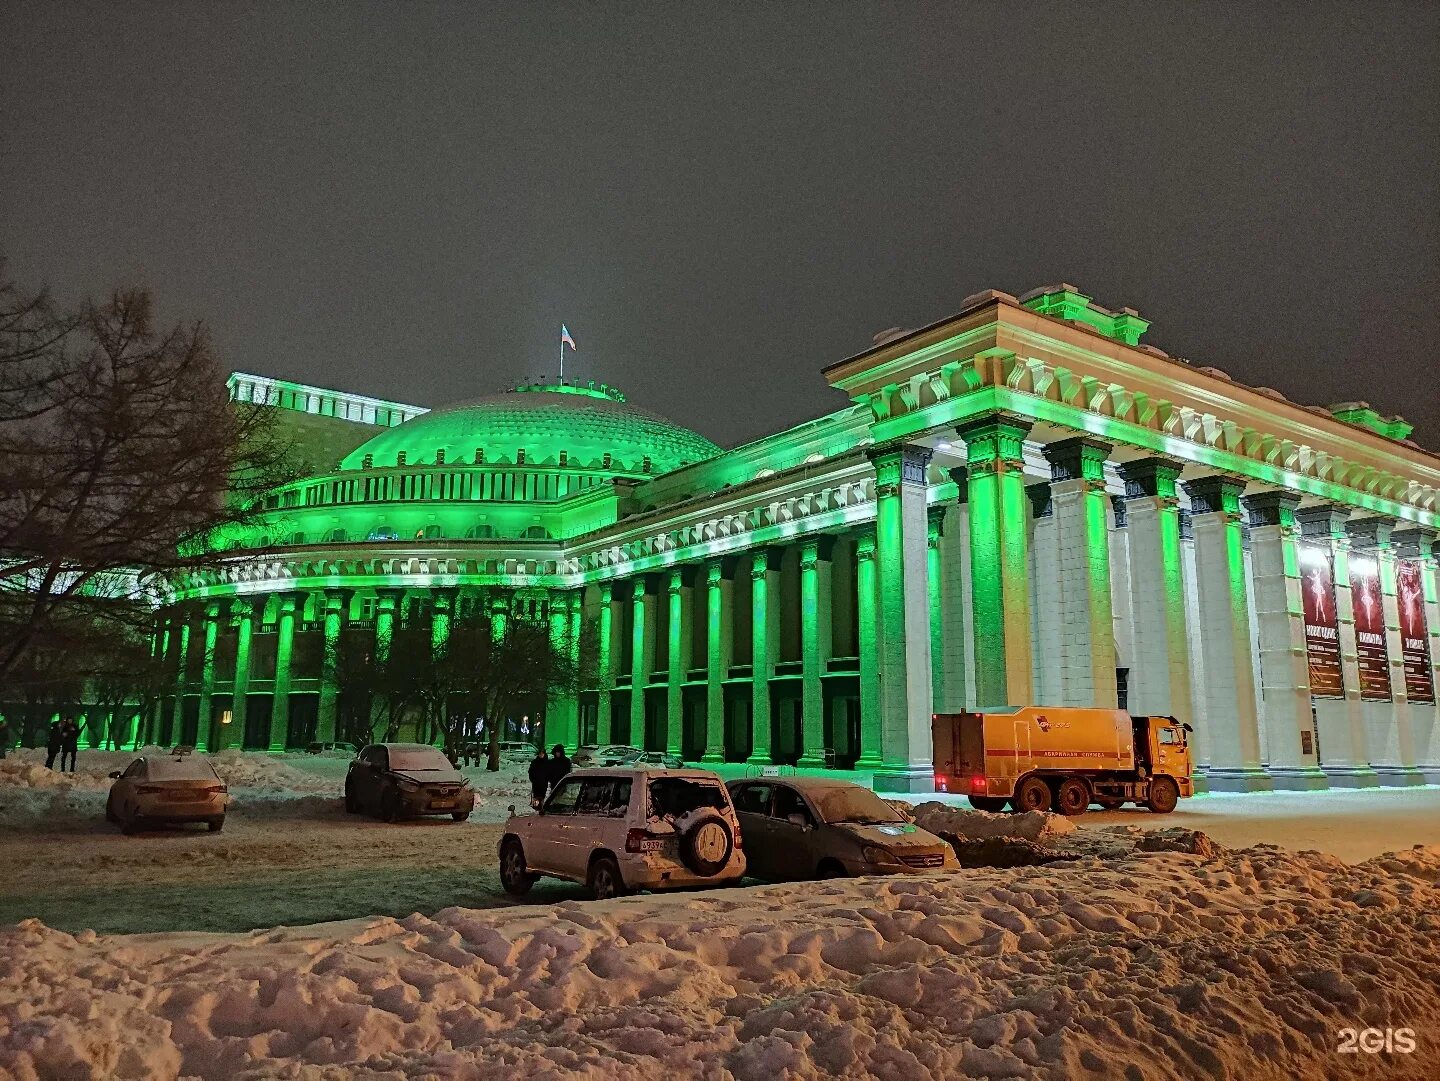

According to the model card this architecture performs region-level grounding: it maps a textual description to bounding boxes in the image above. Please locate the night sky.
[3,2,1437,449]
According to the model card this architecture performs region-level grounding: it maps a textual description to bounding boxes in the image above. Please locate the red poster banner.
[1349,555,1391,701]
[1397,560,1434,704]
[1300,545,1344,697]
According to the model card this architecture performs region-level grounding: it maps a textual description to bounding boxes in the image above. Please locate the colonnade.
[148,410,1440,792]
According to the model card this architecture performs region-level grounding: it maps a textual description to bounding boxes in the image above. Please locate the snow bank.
[2,838,1437,1080]
[909,800,1077,842]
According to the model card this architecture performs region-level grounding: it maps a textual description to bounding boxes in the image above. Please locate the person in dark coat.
[44,720,63,769]
[528,748,550,808]
[547,743,572,791]
[59,718,81,773]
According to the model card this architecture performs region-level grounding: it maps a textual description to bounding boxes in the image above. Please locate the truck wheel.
[1012,776,1053,813]
[1146,777,1179,814]
[967,795,1009,812]
[1054,777,1090,816]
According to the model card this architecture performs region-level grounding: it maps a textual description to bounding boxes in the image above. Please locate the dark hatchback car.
[345,743,475,822]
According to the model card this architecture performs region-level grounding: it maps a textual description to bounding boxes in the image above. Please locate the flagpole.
[559,327,565,381]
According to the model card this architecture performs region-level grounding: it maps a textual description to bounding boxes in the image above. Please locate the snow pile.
[909,800,1078,842]
[0,758,112,793]
[207,751,336,794]
[3,838,1438,1080]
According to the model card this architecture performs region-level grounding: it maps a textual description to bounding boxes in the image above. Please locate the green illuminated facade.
[140,285,1440,792]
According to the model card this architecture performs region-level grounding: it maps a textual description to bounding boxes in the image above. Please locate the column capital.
[947,465,969,504]
[1241,490,1302,529]
[202,599,223,621]
[957,413,1032,471]
[1110,494,1128,529]
[1041,436,1112,483]
[666,566,698,593]
[926,505,946,544]
[275,592,303,615]
[1346,516,1395,552]
[600,581,615,603]
[375,588,403,610]
[431,587,458,612]
[868,443,932,494]
[1026,481,1053,520]
[750,548,783,579]
[800,535,837,567]
[705,557,738,586]
[1390,526,1438,561]
[1119,456,1184,501]
[1295,503,1351,541]
[1182,475,1246,516]
[854,526,877,561]
[229,596,256,622]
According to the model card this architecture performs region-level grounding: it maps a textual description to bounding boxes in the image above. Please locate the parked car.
[630,749,686,769]
[459,739,535,763]
[345,743,475,822]
[305,741,358,755]
[725,776,957,880]
[105,751,229,835]
[499,766,746,900]
[571,744,637,768]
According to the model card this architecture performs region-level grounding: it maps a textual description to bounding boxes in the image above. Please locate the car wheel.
[451,811,470,822]
[967,795,1009,812]
[1054,777,1090,817]
[344,783,360,814]
[208,817,224,833]
[1011,775,1053,813]
[381,788,403,823]
[588,855,628,900]
[680,814,734,877]
[500,839,536,896]
[816,859,848,880]
[1146,777,1180,814]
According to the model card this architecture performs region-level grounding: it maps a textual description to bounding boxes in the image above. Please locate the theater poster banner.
[1349,555,1391,701]
[1300,544,1344,697]
[1397,559,1435,704]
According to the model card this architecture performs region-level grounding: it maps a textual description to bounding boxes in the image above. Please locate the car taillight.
[136,785,163,795]
[625,828,654,853]
[202,785,227,794]
[972,775,987,791]
[935,774,948,792]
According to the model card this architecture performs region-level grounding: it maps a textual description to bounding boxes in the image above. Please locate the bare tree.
[0,266,294,681]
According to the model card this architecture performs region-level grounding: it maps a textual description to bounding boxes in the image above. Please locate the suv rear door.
[553,777,633,875]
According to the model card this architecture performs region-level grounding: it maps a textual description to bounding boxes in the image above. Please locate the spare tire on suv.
[680,813,734,876]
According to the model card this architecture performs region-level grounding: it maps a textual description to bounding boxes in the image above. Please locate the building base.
[700,750,727,765]
[871,766,936,794]
[1266,768,1330,791]
[795,752,829,769]
[1189,772,1209,795]
[1321,766,1381,789]
[1204,768,1274,793]
[745,751,774,767]
[1423,767,1440,786]
[1375,767,1428,787]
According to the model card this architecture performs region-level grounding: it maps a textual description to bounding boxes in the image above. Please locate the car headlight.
[861,845,900,865]
[397,779,419,793]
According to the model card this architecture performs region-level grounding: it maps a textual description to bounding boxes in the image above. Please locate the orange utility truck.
[931,706,1193,815]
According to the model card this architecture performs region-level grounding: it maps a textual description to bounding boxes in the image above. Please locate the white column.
[868,445,934,793]
[934,499,969,712]
[665,568,694,759]
[1119,459,1194,726]
[1240,492,1326,788]
[1393,528,1440,782]
[1181,477,1271,791]
[1027,482,1062,705]
[1348,519,1425,785]
[1042,437,1117,708]
[630,576,657,749]
[701,560,734,763]
[798,537,835,767]
[855,528,882,770]
[1296,506,1378,787]
[1179,512,1211,773]
[1108,494,1135,703]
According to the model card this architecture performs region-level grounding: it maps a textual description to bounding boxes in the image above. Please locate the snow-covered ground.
[2,831,1437,1080]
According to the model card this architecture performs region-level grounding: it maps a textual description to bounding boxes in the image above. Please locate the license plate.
[164,791,200,802]
[430,799,456,810]
[640,838,664,852]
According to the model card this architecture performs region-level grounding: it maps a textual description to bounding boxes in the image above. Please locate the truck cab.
[1136,715,1194,790]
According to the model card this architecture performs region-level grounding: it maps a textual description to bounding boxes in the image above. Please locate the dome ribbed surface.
[339,385,720,474]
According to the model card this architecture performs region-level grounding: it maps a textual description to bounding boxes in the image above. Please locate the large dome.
[339,380,721,475]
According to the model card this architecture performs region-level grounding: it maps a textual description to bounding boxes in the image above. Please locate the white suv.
[499,767,746,900]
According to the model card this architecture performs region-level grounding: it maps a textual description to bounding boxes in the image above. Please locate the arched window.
[287,531,306,545]
[324,527,347,543]
[465,523,495,540]
[416,525,442,539]
[520,525,551,540]
[366,526,399,542]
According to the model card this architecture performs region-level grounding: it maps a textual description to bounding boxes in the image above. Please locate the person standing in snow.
[528,748,550,809]
[546,744,571,793]
[59,717,81,773]
[44,720,63,769]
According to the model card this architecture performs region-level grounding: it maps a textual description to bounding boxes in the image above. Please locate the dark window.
[576,778,632,817]
[771,786,813,825]
[731,783,771,815]
[545,779,583,816]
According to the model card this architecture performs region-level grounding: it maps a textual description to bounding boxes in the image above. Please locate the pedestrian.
[44,720,62,770]
[547,743,572,792]
[528,748,550,809]
[60,717,81,773]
